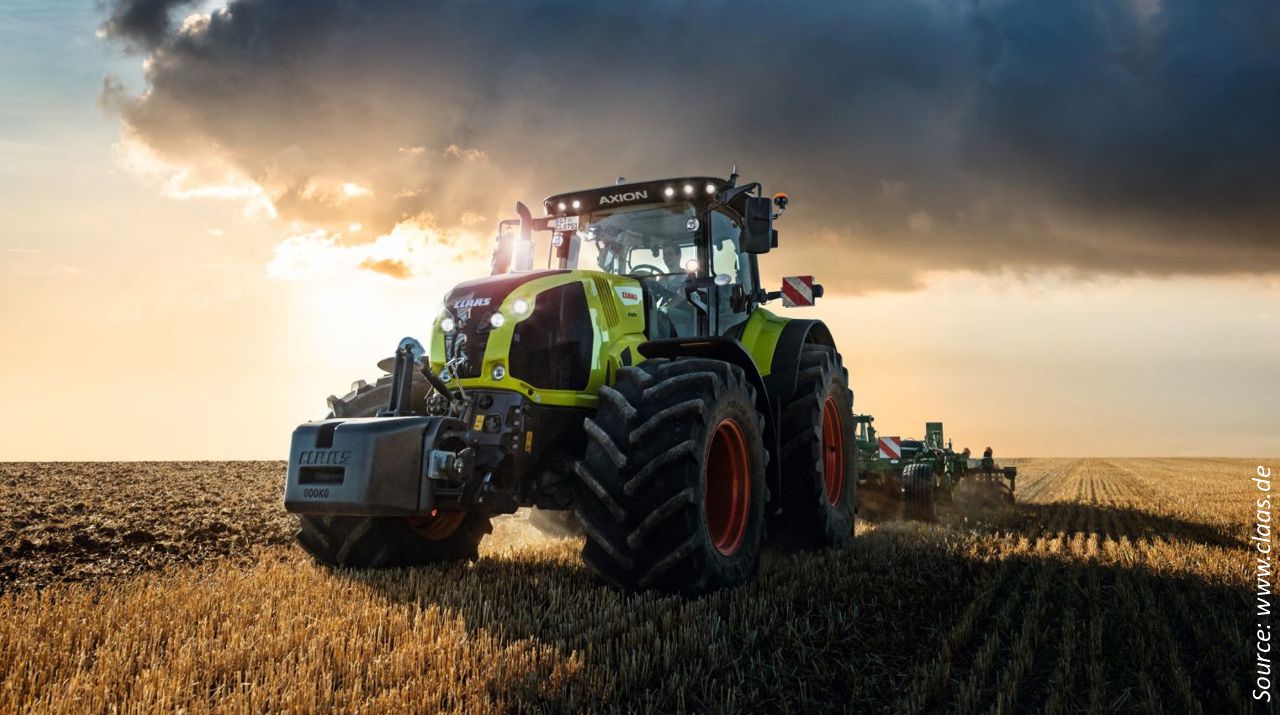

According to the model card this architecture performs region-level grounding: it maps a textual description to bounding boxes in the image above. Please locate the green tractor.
[284,172,858,594]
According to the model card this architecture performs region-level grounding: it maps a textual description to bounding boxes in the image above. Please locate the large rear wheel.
[294,374,492,568]
[770,344,857,550]
[574,358,767,594]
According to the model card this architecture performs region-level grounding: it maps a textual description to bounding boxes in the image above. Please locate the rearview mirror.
[741,196,774,253]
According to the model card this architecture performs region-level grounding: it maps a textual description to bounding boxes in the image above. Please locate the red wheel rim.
[821,396,845,506]
[704,418,752,556]
[408,510,466,540]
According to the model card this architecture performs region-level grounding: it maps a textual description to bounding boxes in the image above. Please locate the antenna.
[726,165,739,188]
[616,177,626,185]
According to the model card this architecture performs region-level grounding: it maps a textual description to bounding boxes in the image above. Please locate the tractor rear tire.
[294,374,492,568]
[770,344,857,550]
[574,358,767,594]
[902,463,936,522]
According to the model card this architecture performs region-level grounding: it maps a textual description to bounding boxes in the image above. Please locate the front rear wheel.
[574,358,767,594]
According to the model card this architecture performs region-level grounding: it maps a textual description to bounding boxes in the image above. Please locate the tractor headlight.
[511,298,530,316]
[440,317,456,333]
[488,312,506,329]
[491,363,506,381]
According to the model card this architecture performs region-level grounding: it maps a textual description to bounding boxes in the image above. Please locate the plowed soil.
[0,459,1269,713]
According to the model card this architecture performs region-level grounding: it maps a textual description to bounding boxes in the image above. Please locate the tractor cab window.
[574,202,702,337]
[710,209,755,335]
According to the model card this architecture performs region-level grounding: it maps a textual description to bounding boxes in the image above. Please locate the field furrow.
[0,458,1269,712]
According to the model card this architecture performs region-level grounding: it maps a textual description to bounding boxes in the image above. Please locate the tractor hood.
[443,270,570,317]
[429,268,648,406]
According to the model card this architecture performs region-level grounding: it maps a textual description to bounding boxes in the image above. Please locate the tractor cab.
[490,174,793,339]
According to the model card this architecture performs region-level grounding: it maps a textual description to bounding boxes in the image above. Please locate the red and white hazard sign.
[781,275,816,307]
[878,436,902,460]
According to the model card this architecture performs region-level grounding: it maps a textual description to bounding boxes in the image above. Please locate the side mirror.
[741,196,774,253]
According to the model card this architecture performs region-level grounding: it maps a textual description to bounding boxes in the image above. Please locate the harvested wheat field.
[0,458,1268,713]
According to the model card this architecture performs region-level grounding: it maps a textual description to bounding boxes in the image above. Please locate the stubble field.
[0,458,1268,713]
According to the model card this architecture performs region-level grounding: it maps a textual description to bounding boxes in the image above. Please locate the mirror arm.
[708,182,761,212]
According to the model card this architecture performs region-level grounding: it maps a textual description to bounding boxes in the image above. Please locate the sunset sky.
[1,0,1276,460]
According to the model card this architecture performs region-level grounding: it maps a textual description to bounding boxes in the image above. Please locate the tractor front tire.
[902,463,937,522]
[574,358,767,594]
[770,344,857,550]
[294,375,492,569]
[297,511,492,567]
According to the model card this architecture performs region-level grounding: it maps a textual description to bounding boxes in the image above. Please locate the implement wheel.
[294,375,492,568]
[902,463,937,522]
[574,358,767,594]
[770,344,857,550]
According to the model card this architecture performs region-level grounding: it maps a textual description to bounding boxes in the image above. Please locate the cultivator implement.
[854,415,1017,520]
[956,450,1017,505]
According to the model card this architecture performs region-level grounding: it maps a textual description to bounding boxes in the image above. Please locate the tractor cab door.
[708,208,757,336]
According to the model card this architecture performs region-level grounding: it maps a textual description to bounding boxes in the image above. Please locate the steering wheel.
[628,264,665,277]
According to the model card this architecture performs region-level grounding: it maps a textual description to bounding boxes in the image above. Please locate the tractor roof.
[542,176,730,217]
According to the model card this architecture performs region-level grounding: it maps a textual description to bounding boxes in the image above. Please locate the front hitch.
[379,337,454,417]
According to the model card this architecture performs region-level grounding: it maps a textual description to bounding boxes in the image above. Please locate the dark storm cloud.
[100,0,202,51]
[100,0,1280,290]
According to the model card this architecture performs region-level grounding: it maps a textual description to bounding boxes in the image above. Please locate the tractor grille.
[509,282,592,391]
[443,313,493,379]
[591,275,620,327]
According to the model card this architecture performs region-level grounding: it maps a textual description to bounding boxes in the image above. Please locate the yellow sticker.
[524,431,534,453]
[473,414,485,431]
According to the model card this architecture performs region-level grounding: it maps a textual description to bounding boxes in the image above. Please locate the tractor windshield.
[574,202,700,278]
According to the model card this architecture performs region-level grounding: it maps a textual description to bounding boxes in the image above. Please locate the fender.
[637,337,783,511]
[729,309,836,406]
[759,318,836,407]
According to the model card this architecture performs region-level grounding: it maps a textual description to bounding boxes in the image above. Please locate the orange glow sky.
[1,2,1277,459]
